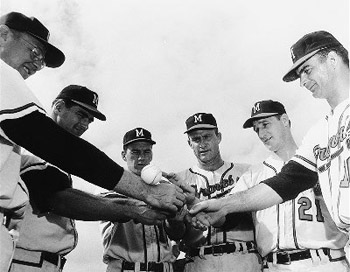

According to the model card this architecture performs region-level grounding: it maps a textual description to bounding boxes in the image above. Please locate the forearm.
[113,170,148,202]
[221,161,318,214]
[49,188,133,222]
[221,183,283,215]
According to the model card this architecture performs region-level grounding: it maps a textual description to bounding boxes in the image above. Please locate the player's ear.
[53,100,65,114]
[121,151,127,162]
[281,114,290,127]
[217,131,222,143]
[0,25,11,44]
[187,139,192,147]
[327,51,338,69]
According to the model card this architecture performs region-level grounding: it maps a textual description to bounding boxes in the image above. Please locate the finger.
[176,193,186,204]
[191,216,207,230]
[179,182,195,194]
[189,201,209,215]
[162,171,168,177]
[173,197,184,208]
[196,214,212,227]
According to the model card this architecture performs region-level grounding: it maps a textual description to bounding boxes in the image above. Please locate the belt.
[266,248,346,265]
[42,251,66,269]
[12,250,66,270]
[122,261,166,272]
[187,241,257,257]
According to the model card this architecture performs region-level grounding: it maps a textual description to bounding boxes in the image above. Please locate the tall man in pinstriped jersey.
[99,127,177,272]
[230,100,349,271]
[172,113,263,272]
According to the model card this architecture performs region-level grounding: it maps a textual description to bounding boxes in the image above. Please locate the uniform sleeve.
[290,121,320,172]
[21,165,72,213]
[0,111,124,190]
[230,170,252,194]
[262,161,318,201]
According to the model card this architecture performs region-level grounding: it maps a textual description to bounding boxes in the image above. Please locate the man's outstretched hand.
[164,172,196,206]
[143,181,186,213]
[189,198,227,227]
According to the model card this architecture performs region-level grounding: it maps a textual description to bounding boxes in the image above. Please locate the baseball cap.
[55,85,106,121]
[0,11,65,68]
[243,100,286,128]
[283,30,342,82]
[184,113,217,134]
[123,128,156,146]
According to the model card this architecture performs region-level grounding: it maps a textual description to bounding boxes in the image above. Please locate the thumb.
[189,201,208,215]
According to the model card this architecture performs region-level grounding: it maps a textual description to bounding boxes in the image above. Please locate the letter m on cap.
[135,128,144,137]
[253,103,261,114]
[194,114,202,123]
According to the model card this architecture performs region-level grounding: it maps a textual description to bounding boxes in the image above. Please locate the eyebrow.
[297,64,308,76]
[77,109,94,122]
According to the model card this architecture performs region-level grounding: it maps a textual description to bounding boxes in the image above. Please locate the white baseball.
[141,165,162,185]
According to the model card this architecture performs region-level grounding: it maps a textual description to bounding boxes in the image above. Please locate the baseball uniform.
[0,59,42,271]
[100,191,177,272]
[178,161,263,272]
[291,101,349,233]
[264,101,350,235]
[232,153,349,271]
[9,152,75,272]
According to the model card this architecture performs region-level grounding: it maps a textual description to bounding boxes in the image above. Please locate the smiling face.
[53,100,94,137]
[252,115,289,153]
[122,141,153,176]
[187,129,222,166]
[296,52,336,100]
[0,27,46,79]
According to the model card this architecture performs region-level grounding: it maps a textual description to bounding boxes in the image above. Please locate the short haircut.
[51,98,76,109]
[316,45,349,67]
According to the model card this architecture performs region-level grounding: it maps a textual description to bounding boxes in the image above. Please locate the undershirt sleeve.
[262,161,318,201]
[21,166,72,212]
[0,111,124,190]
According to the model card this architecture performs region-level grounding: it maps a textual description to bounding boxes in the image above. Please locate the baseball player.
[230,100,349,271]
[0,11,64,271]
[99,127,177,272]
[169,113,262,272]
[189,31,349,237]
[0,11,191,271]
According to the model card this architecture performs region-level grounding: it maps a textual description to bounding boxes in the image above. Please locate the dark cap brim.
[282,48,322,82]
[243,113,280,128]
[71,99,106,121]
[28,32,65,68]
[123,138,156,146]
[184,124,217,134]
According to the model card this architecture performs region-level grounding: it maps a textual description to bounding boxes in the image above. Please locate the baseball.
[141,165,163,185]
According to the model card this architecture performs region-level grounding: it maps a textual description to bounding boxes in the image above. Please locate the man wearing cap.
[0,11,191,271]
[227,100,348,271]
[169,113,262,272]
[99,127,177,272]
[9,87,170,272]
[189,31,349,236]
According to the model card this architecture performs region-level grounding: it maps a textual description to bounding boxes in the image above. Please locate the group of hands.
[131,172,228,229]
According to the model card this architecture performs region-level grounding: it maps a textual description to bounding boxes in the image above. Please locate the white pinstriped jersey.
[100,191,176,266]
[0,59,45,212]
[15,152,77,255]
[178,161,255,245]
[291,100,349,233]
[232,154,349,257]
